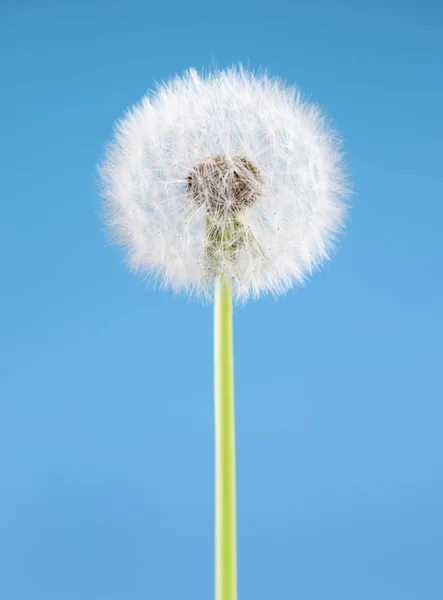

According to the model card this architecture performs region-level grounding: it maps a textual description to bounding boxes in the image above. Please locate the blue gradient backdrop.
[1,1,442,599]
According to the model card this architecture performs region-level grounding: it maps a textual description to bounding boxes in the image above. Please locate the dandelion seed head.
[99,65,350,301]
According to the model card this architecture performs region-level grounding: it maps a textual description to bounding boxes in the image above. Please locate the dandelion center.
[187,155,261,215]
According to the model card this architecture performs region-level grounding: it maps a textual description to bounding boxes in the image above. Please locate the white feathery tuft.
[99,65,350,302]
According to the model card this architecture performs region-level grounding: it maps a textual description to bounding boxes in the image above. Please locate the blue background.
[1,1,442,599]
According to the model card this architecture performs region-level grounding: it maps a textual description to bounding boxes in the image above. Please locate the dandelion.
[99,65,350,600]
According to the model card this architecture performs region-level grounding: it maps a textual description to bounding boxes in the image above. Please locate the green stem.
[214,276,237,600]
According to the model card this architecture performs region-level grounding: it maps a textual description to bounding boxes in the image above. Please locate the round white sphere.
[99,66,350,301]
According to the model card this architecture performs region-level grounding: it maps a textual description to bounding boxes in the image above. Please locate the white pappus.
[99,65,350,301]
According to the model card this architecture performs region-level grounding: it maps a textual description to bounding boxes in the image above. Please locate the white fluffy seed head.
[99,65,350,302]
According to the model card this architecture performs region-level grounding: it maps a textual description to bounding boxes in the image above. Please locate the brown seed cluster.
[187,155,261,215]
